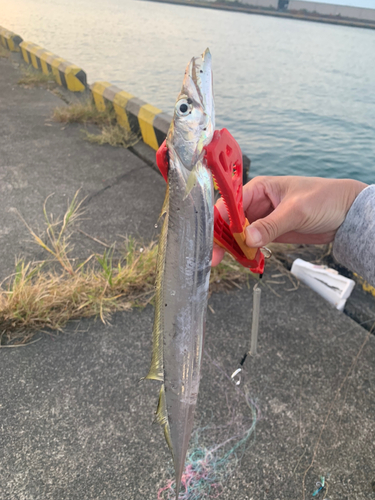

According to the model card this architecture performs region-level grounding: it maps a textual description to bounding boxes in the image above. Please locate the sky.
[302,0,375,7]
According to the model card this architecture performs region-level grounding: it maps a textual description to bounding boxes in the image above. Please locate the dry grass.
[53,100,140,148]
[0,247,158,345]
[18,66,57,89]
[210,255,256,294]
[53,99,114,125]
[0,45,10,58]
[83,123,140,148]
[268,242,333,269]
[0,193,251,345]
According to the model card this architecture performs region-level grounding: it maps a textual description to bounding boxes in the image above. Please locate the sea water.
[2,0,374,183]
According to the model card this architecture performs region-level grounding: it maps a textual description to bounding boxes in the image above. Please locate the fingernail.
[246,226,262,247]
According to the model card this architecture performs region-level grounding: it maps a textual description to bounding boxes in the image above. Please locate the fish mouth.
[187,48,214,119]
[168,48,215,170]
[187,48,215,127]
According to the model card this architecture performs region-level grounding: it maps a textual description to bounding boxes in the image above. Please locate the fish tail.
[175,476,181,500]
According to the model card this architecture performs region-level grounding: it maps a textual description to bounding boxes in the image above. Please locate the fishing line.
[157,353,259,500]
[231,279,262,387]
[157,287,374,499]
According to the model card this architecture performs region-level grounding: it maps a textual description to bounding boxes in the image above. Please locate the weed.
[210,255,254,293]
[53,99,114,125]
[268,242,332,269]
[83,123,140,148]
[0,193,251,345]
[18,66,57,89]
[0,192,158,344]
[53,100,139,148]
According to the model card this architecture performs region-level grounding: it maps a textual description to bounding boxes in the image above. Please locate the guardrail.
[0,26,23,52]
[91,82,171,151]
[19,41,87,92]
[1,22,251,181]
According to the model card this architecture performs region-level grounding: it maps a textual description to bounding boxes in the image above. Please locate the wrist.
[339,179,368,215]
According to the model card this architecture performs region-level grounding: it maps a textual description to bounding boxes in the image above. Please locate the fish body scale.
[163,155,214,492]
[147,48,215,499]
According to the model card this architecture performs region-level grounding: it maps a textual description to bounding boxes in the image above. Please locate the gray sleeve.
[333,185,375,286]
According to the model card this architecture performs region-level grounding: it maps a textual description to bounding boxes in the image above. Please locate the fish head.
[167,48,215,170]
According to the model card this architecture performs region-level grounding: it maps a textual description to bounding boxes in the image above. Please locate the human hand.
[212,176,367,266]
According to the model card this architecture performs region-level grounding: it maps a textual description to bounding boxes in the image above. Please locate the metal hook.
[261,246,272,259]
[231,368,242,386]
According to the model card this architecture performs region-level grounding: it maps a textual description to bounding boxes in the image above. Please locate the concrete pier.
[145,0,375,30]
[1,55,374,500]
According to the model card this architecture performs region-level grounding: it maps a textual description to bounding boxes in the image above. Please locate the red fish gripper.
[155,130,265,274]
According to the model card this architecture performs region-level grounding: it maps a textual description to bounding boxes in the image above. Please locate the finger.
[242,176,281,223]
[212,244,225,267]
[245,202,300,247]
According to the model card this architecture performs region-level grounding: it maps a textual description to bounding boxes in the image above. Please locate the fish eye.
[176,99,191,117]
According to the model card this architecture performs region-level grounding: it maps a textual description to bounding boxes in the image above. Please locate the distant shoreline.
[144,0,375,30]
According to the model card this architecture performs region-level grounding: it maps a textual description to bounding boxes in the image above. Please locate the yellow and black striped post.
[19,41,87,92]
[1,24,251,183]
[90,81,251,183]
[0,26,23,52]
[91,81,171,151]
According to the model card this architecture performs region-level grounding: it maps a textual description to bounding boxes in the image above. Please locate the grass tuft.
[53,100,140,148]
[18,66,57,89]
[0,192,158,344]
[210,255,255,294]
[0,193,251,345]
[83,123,140,148]
[53,100,114,125]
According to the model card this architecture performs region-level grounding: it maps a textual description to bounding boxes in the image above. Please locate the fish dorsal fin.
[145,186,169,382]
[156,385,172,452]
[159,183,169,218]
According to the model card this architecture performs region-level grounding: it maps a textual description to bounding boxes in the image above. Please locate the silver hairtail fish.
[146,49,215,498]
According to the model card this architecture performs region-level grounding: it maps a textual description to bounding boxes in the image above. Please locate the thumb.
[245,203,296,247]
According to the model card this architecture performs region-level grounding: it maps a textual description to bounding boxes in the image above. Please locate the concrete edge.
[90,81,251,181]
[19,40,87,92]
[354,274,375,297]
[0,23,171,150]
[0,25,23,52]
[146,0,375,30]
[91,81,171,151]
[1,25,251,177]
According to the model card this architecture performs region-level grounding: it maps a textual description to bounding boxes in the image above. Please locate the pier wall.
[20,41,87,92]
[288,1,375,22]
[239,0,278,8]
[0,26,22,52]
[0,22,252,181]
[1,25,172,153]
[91,81,170,151]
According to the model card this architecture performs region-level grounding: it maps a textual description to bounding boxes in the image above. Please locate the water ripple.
[2,0,374,183]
